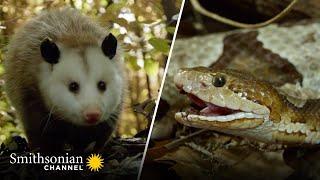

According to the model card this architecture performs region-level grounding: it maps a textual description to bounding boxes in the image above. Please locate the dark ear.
[40,38,60,64]
[101,33,117,59]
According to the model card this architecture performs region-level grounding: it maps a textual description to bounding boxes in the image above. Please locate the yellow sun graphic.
[86,154,104,172]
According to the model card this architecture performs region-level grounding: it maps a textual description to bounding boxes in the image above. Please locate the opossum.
[4,8,125,152]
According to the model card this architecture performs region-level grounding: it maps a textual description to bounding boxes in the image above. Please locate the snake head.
[173,67,284,132]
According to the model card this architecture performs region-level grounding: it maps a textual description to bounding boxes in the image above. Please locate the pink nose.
[83,109,101,124]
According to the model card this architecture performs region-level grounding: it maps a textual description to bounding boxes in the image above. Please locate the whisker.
[41,106,55,136]
[106,112,120,128]
[99,110,107,122]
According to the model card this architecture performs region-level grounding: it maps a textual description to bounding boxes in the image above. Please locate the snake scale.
[156,21,320,147]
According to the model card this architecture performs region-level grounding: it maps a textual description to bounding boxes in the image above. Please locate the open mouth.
[177,89,266,122]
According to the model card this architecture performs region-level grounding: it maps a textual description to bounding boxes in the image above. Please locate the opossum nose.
[83,109,101,124]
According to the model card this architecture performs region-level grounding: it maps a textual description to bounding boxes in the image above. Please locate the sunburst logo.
[86,154,104,172]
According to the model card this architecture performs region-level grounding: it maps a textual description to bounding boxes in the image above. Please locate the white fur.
[38,44,123,126]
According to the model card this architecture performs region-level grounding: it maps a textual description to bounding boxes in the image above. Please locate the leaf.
[166,26,176,34]
[148,38,170,54]
[109,28,121,37]
[100,1,126,25]
[171,13,180,21]
[0,65,4,75]
[115,18,129,27]
[144,59,159,76]
[126,55,140,71]
[106,1,126,14]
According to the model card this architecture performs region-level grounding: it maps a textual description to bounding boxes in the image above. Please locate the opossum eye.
[40,38,60,64]
[97,81,106,92]
[101,33,117,59]
[69,82,79,93]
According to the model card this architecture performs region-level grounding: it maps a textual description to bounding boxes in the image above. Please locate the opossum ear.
[40,38,60,64]
[101,33,117,60]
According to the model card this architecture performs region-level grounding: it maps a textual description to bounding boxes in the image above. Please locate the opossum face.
[38,34,123,126]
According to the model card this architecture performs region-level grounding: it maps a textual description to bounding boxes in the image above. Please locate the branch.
[190,0,299,29]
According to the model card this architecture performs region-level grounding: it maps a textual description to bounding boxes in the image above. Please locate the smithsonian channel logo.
[9,153,104,171]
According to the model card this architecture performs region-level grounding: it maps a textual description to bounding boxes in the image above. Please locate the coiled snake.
[158,21,320,147]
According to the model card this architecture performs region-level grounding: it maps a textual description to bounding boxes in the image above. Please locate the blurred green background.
[0,0,182,143]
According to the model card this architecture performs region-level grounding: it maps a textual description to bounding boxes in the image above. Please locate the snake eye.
[213,76,226,87]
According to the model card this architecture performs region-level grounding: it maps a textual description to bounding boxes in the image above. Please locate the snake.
[157,21,320,147]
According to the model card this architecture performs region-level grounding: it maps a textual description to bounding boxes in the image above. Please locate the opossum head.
[38,33,123,126]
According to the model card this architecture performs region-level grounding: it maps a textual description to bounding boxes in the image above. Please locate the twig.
[164,129,208,150]
[190,0,299,29]
[185,142,214,158]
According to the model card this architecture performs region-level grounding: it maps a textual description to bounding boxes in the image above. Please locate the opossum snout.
[83,107,102,124]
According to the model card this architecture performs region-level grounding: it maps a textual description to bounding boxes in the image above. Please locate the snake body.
[161,21,320,146]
